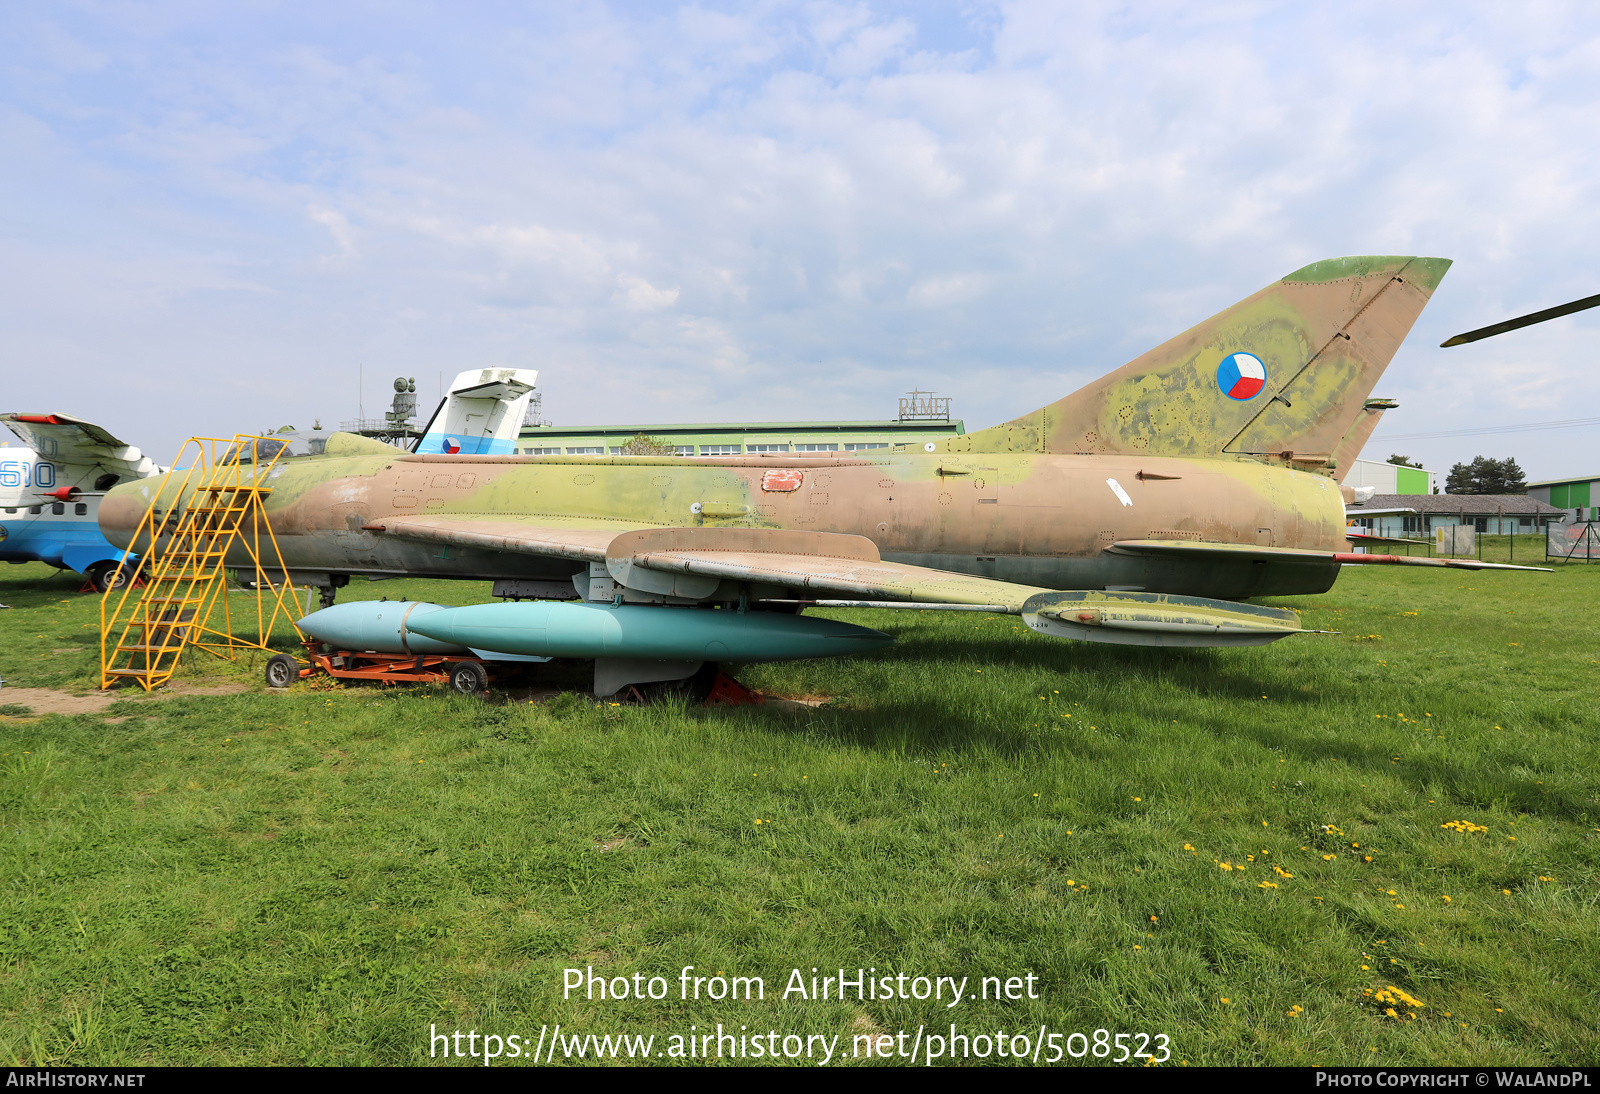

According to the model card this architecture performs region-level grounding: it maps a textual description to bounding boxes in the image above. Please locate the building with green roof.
[515,418,964,457]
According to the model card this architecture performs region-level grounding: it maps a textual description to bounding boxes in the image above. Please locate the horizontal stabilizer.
[1022,590,1305,647]
[1108,537,1551,573]
[1332,552,1550,572]
[1343,531,1421,546]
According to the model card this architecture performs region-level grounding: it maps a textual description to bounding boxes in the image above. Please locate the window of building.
[1402,516,1421,533]
[527,447,562,455]
[671,446,696,456]
[844,443,889,451]
[701,444,741,455]
[566,447,604,455]
[608,447,625,455]
[795,443,838,452]
[748,444,788,453]
[75,502,88,516]
[1519,516,1532,527]
[1473,517,1488,532]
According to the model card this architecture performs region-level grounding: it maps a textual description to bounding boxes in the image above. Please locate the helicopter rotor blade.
[1440,292,1600,347]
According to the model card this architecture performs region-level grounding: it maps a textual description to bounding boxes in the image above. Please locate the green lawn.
[1,559,1597,1066]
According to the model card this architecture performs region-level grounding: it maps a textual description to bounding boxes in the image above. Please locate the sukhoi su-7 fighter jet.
[98,255,1542,693]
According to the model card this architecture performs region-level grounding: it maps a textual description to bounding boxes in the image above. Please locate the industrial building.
[514,390,965,456]
[1343,458,1438,495]
[513,418,964,455]
[1345,493,1563,537]
[1526,474,1600,521]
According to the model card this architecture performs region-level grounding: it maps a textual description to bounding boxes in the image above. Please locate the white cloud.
[616,274,680,311]
[2,2,1599,476]
[307,205,356,263]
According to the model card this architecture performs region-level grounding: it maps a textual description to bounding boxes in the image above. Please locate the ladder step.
[114,645,187,654]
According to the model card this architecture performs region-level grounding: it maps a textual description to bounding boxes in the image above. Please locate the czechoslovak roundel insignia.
[1216,352,1266,400]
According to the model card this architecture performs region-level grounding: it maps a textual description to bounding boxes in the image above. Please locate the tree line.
[1387,453,1526,495]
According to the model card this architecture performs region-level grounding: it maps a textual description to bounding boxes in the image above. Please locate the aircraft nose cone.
[98,482,148,550]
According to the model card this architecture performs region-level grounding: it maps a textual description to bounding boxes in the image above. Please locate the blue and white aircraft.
[1,413,163,590]
[412,368,538,455]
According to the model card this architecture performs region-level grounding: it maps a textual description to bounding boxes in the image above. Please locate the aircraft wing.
[605,527,1048,607]
[369,518,1049,607]
[1108,539,1551,572]
[362,520,1316,645]
[370,516,631,563]
[1,413,160,477]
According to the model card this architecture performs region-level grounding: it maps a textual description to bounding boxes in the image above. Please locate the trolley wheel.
[265,654,300,689]
[448,661,489,696]
[87,561,128,593]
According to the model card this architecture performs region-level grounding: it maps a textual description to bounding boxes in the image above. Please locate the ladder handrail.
[100,435,309,691]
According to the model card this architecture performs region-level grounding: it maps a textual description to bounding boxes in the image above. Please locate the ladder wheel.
[448,661,488,696]
[265,654,300,689]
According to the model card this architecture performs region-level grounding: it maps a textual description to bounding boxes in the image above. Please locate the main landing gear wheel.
[87,561,128,593]
[265,654,300,689]
[448,661,489,696]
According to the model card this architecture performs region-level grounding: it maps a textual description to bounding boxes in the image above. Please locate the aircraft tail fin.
[414,369,538,455]
[942,256,1450,468]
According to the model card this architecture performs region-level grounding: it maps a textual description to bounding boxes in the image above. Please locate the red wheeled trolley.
[265,643,498,694]
[264,644,768,704]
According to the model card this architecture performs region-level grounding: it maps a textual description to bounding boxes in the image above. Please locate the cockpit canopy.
[221,427,330,465]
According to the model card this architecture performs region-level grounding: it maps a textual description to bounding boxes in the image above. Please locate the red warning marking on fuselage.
[761,469,804,492]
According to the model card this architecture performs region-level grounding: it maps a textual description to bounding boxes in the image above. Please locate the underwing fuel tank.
[297,601,469,654]
[405,601,895,662]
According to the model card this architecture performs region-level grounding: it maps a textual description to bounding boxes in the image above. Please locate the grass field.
[1,557,1597,1067]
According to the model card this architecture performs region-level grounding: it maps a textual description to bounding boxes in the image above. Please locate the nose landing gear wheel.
[448,661,489,696]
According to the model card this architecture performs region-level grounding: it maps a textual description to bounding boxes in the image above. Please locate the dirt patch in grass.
[0,680,250,716]
[0,688,122,716]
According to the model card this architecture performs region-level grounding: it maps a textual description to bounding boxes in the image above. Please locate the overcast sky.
[3,2,1598,479]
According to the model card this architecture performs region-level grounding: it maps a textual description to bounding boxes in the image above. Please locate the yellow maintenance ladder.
[100,435,307,691]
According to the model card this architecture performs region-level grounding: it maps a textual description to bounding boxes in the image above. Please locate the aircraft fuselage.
[100,448,1349,600]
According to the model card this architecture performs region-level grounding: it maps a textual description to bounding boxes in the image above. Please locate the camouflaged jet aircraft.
[99,254,1543,679]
